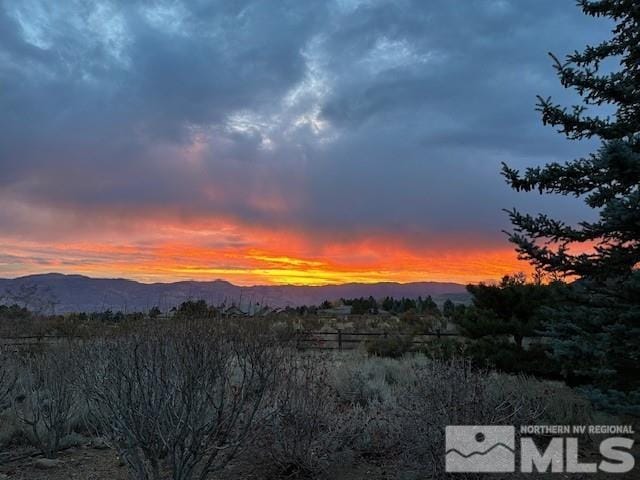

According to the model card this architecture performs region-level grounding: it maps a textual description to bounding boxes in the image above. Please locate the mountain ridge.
[0,273,470,313]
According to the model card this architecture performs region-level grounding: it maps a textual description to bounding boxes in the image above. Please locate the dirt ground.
[1,444,638,480]
[0,446,390,480]
[0,446,128,480]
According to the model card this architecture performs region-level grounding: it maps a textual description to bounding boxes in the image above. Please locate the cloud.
[0,0,611,282]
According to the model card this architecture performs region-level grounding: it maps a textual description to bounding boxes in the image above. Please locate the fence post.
[337,329,342,351]
[436,328,441,339]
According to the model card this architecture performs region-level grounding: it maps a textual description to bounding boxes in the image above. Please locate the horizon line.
[0,271,488,288]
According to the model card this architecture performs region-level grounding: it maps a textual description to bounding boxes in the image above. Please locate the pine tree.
[421,295,441,317]
[461,274,553,347]
[442,299,455,318]
[502,0,640,414]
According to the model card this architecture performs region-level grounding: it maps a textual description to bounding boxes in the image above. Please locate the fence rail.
[0,331,457,350]
[0,329,469,353]
[294,329,460,351]
[0,328,550,354]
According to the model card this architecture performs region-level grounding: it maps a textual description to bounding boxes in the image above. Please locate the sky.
[0,0,611,285]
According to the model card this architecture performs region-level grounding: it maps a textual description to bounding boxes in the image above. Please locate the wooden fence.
[294,329,460,351]
[0,331,458,351]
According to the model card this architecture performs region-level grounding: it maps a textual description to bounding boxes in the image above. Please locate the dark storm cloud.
[0,0,610,247]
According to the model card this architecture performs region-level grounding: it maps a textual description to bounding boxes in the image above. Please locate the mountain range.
[0,273,470,313]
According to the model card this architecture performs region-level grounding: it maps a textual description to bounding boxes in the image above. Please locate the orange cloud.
[0,214,532,285]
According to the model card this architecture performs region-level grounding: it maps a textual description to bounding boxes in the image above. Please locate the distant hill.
[0,273,470,313]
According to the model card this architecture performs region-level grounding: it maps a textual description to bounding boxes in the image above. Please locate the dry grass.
[0,320,612,480]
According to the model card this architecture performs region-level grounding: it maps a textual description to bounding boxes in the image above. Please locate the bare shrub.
[0,347,20,448]
[0,408,24,448]
[394,359,545,474]
[0,347,17,409]
[257,354,367,478]
[365,334,413,358]
[13,345,81,457]
[331,355,402,408]
[332,355,548,478]
[490,375,593,427]
[78,321,286,480]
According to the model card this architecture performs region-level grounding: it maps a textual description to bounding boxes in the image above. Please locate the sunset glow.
[0,215,531,285]
[0,0,595,286]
